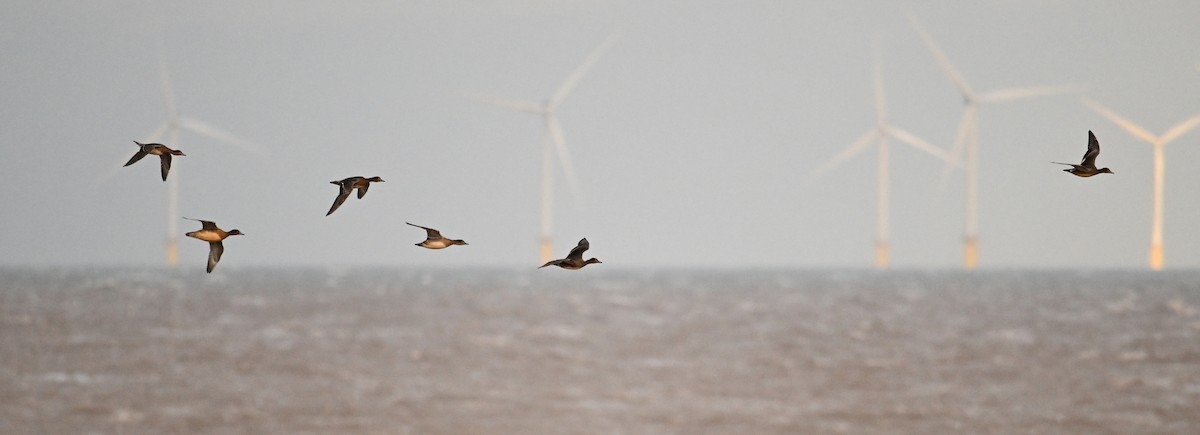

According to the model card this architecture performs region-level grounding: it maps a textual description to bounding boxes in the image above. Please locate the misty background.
[1,0,1198,270]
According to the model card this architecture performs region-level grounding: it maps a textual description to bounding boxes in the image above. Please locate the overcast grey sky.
[1,1,1198,269]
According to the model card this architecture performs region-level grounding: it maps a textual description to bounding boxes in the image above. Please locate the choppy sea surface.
[1,267,1198,434]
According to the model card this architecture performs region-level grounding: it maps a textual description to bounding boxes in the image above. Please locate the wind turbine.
[99,51,266,267]
[910,12,1084,269]
[471,33,618,263]
[1083,98,1200,270]
[808,39,955,268]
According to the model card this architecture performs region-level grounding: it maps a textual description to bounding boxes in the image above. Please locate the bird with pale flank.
[407,222,468,249]
[183,217,243,273]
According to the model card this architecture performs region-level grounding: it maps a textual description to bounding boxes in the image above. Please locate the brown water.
[1,268,1198,434]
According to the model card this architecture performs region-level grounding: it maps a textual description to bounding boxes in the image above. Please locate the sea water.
[1,267,1197,434]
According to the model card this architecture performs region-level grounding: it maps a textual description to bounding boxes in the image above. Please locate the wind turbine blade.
[938,110,973,190]
[94,123,171,184]
[546,115,584,209]
[872,35,887,126]
[890,127,955,164]
[550,31,620,106]
[977,85,1085,104]
[807,129,879,183]
[908,11,975,99]
[1161,114,1200,145]
[1082,98,1159,144]
[463,92,544,114]
[142,122,170,145]
[177,117,268,155]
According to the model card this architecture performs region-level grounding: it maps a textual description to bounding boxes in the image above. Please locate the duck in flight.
[539,238,602,270]
[124,141,185,181]
[407,222,468,249]
[326,176,384,216]
[1053,131,1113,177]
[183,217,243,273]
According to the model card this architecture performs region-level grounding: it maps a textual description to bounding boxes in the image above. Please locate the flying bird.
[183,217,243,273]
[124,141,185,181]
[407,222,468,249]
[326,176,384,216]
[539,238,602,270]
[1053,131,1113,177]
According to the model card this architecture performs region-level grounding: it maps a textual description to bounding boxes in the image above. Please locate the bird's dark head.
[368,176,385,182]
[585,258,602,265]
[452,239,468,246]
[227,229,244,236]
[1099,168,1114,174]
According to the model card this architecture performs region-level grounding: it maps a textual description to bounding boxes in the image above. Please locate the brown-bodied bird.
[326,176,384,216]
[539,238,602,270]
[1053,131,1113,177]
[183,217,243,273]
[407,222,468,249]
[124,141,185,181]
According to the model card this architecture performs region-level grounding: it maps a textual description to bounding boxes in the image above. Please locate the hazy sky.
[2,1,1199,269]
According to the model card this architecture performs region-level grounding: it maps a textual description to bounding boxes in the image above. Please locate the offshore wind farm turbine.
[1083,98,1200,270]
[471,33,619,263]
[99,53,265,267]
[808,40,954,268]
[910,13,1083,269]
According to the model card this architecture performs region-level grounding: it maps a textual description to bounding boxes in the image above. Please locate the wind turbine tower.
[910,13,1083,269]
[473,33,619,263]
[1084,98,1200,270]
[808,39,953,268]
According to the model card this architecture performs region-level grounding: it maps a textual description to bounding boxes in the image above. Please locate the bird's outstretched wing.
[406,222,441,239]
[207,241,224,273]
[327,189,352,216]
[183,217,218,230]
[124,149,149,167]
[567,238,590,261]
[1081,130,1101,168]
[159,154,173,181]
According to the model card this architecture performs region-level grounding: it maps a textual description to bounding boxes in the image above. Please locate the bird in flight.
[183,217,243,273]
[1053,131,1113,177]
[407,222,468,249]
[539,238,602,270]
[124,141,185,181]
[326,176,384,216]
